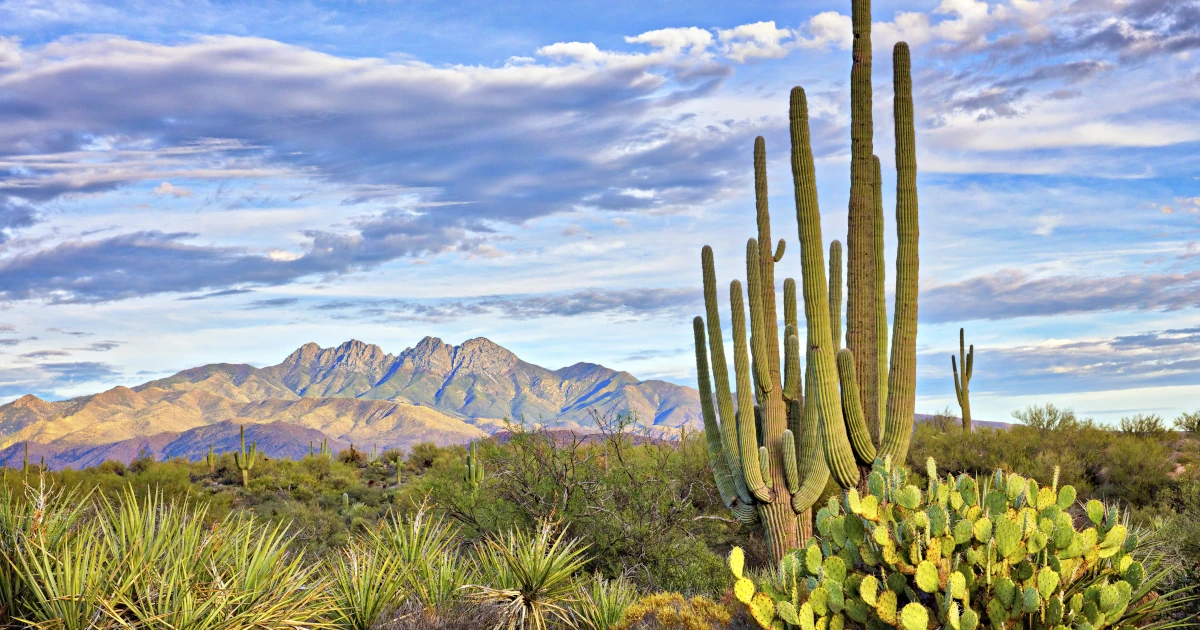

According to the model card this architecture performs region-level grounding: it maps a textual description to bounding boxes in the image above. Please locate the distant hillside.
[0,337,701,468]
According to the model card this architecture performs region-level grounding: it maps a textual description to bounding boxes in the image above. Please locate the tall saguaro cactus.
[846,0,880,445]
[694,1,920,565]
[952,327,974,432]
[464,441,484,489]
[234,424,257,487]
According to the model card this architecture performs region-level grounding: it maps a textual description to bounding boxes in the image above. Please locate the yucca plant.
[573,573,639,630]
[9,524,112,630]
[330,538,407,630]
[0,478,90,626]
[468,521,592,630]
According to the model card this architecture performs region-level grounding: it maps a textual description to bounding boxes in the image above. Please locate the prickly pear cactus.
[730,458,1146,630]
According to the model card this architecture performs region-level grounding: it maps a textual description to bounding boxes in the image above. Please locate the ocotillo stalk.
[880,41,920,461]
[846,0,880,444]
[873,154,889,443]
[233,424,257,487]
[952,327,974,432]
[829,240,843,351]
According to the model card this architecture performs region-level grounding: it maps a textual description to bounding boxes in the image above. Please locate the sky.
[0,0,1197,426]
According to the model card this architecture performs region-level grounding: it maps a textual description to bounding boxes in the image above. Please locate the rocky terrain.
[0,337,701,468]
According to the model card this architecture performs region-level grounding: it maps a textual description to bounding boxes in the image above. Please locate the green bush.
[728,457,1194,630]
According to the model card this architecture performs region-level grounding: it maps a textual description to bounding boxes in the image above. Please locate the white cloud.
[152,181,193,198]
[717,21,795,61]
[797,12,853,50]
[1033,213,1063,236]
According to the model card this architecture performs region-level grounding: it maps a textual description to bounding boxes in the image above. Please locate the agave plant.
[467,521,592,630]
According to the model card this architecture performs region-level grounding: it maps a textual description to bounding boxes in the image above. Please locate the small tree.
[1118,413,1168,439]
[1175,410,1200,433]
[1011,403,1079,432]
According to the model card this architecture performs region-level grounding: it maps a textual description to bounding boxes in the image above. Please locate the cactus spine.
[953,327,974,432]
[695,0,920,565]
[233,424,257,487]
[464,441,484,489]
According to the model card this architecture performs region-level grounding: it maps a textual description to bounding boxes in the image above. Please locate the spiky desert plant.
[0,480,90,626]
[330,538,407,630]
[207,443,217,475]
[693,5,920,563]
[21,442,28,477]
[468,521,591,630]
[465,441,485,490]
[573,573,638,630]
[729,459,1198,630]
[952,327,974,432]
[234,424,257,487]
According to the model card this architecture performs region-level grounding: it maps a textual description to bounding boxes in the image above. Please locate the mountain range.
[0,337,701,469]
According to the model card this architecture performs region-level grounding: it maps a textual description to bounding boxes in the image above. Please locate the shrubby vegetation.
[0,407,1196,628]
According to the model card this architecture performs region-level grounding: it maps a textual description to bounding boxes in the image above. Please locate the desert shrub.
[1012,403,1079,432]
[416,412,735,595]
[729,458,1191,630]
[615,592,736,630]
[1097,436,1174,507]
[1118,413,1170,439]
[1175,411,1200,434]
[1159,476,1200,620]
[374,598,505,629]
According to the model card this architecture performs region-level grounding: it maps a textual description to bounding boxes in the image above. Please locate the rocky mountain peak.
[454,337,517,370]
[12,393,48,409]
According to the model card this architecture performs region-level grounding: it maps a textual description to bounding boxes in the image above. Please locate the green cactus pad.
[877,590,898,624]
[1021,586,1040,613]
[735,577,756,604]
[900,603,928,630]
[949,572,966,600]
[895,485,921,509]
[994,577,1016,608]
[973,517,992,542]
[823,556,848,583]
[1086,500,1105,525]
[730,546,746,579]
[799,602,816,630]
[749,592,776,629]
[1124,561,1144,589]
[806,544,824,574]
[995,518,1021,557]
[915,560,939,593]
[1037,567,1060,600]
[959,608,979,630]
[810,586,830,616]
[1057,485,1077,509]
[860,574,878,606]
[778,601,800,626]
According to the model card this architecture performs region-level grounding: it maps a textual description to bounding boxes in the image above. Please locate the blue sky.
[0,0,1197,425]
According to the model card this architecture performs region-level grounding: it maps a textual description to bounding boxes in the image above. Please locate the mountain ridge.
[0,337,701,469]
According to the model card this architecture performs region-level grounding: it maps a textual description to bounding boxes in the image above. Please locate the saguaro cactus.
[694,0,920,565]
[464,441,484,489]
[952,327,974,432]
[233,424,257,487]
[206,444,216,476]
[846,0,880,446]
